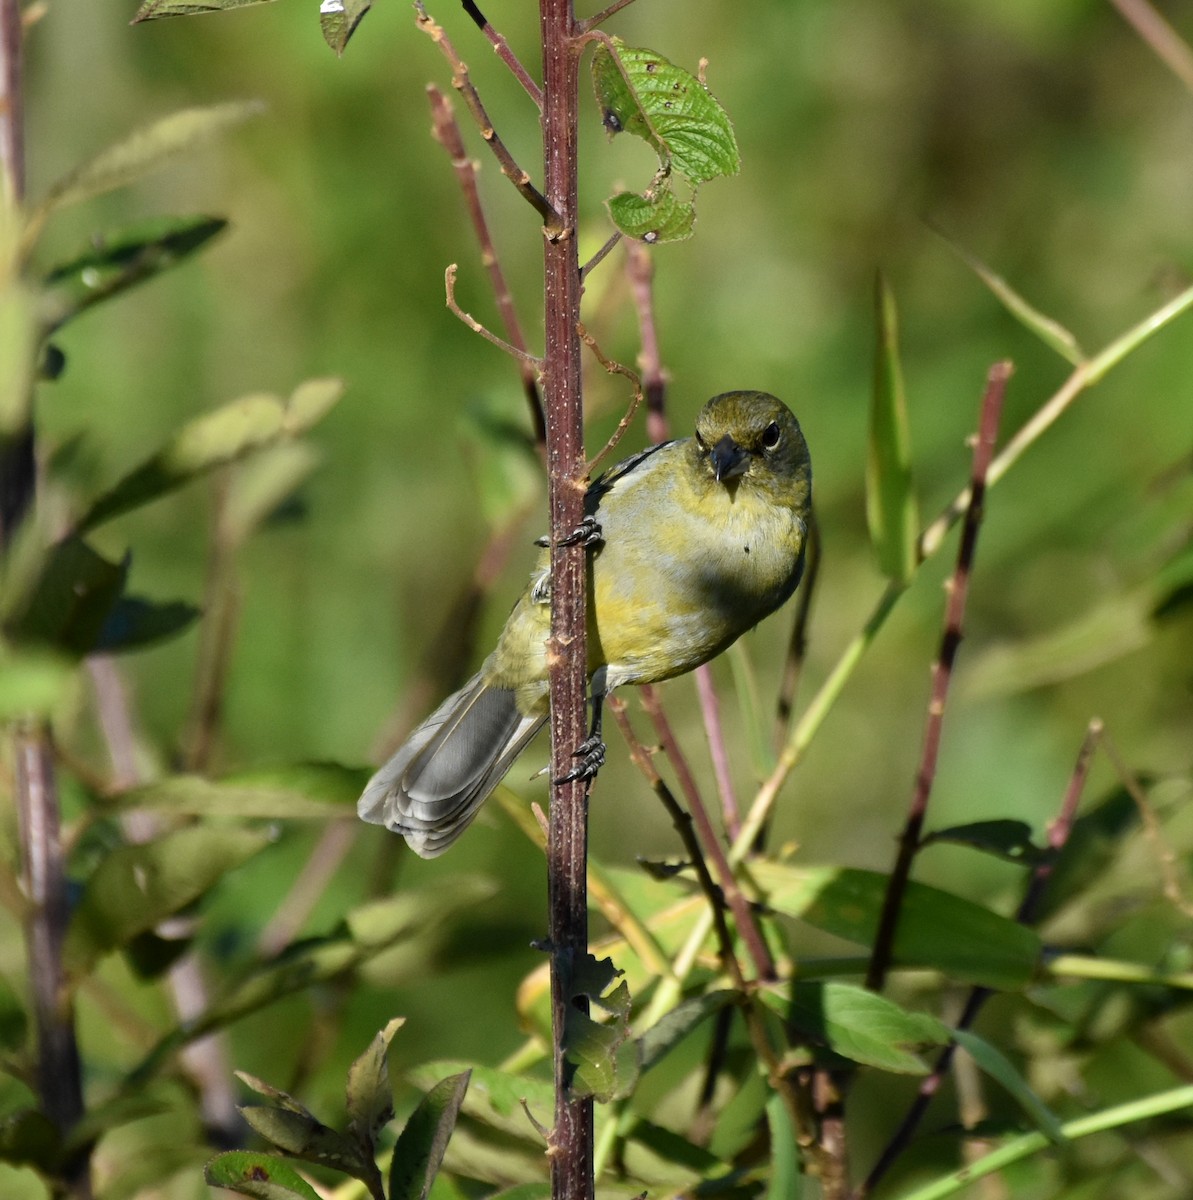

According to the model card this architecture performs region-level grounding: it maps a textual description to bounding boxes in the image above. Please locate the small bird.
[359,391,813,857]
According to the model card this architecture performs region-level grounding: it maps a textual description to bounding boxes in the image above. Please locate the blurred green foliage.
[1,0,1192,1197]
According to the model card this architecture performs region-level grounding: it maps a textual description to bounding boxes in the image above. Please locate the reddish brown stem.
[866,361,1012,993]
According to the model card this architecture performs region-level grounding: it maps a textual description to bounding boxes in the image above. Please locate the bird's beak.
[711,435,749,482]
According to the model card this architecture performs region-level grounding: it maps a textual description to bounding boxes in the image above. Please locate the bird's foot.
[555,735,606,784]
[558,515,604,549]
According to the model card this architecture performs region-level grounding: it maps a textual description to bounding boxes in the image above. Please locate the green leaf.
[405,1062,553,1143]
[935,230,1085,365]
[752,862,1040,990]
[1,535,127,656]
[65,823,273,979]
[76,378,345,532]
[389,1071,471,1200]
[238,1106,371,1178]
[952,1029,1065,1144]
[40,216,227,334]
[866,274,919,585]
[921,819,1045,864]
[607,185,696,245]
[765,1094,803,1200]
[562,953,638,1102]
[0,1109,61,1172]
[36,102,264,219]
[0,646,73,718]
[222,443,321,545]
[0,281,38,434]
[319,0,373,55]
[107,763,369,819]
[639,989,736,1073]
[204,1151,323,1200]
[592,40,740,184]
[95,595,200,653]
[134,0,280,19]
[779,981,950,1074]
[346,1018,405,1150]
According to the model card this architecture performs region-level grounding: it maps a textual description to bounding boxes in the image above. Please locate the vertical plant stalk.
[866,361,1012,994]
[539,2,594,1199]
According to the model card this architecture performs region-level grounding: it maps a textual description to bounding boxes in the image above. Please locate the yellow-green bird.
[359,390,813,857]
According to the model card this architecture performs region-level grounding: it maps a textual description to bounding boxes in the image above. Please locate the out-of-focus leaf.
[239,1105,370,1178]
[319,0,373,55]
[936,230,1085,365]
[562,953,638,1102]
[1,535,126,656]
[76,378,345,532]
[0,281,37,434]
[346,1018,404,1150]
[95,595,200,653]
[606,185,696,245]
[460,403,540,529]
[592,40,739,183]
[389,1071,471,1200]
[222,443,320,545]
[639,989,736,1072]
[63,1084,176,1155]
[921,819,1045,864]
[65,824,274,979]
[123,927,193,979]
[40,216,227,333]
[866,274,918,585]
[0,646,73,718]
[204,1151,323,1200]
[107,763,369,819]
[752,862,1040,990]
[0,1109,60,1172]
[953,1030,1065,1143]
[765,1094,803,1200]
[774,981,950,1074]
[35,102,264,219]
[405,1062,554,1143]
[134,0,280,19]
[0,976,27,1051]
[619,1117,723,1187]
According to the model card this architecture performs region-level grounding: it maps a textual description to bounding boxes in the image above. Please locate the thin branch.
[445,263,544,366]
[417,2,560,231]
[427,84,546,447]
[856,717,1101,1199]
[866,361,1011,994]
[625,242,669,445]
[1109,0,1193,94]
[460,0,544,107]
[639,685,776,982]
[579,231,621,282]
[695,665,741,841]
[577,321,642,476]
[578,0,639,34]
[774,510,821,752]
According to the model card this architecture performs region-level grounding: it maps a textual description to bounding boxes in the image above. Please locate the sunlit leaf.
[40,216,227,333]
[0,646,73,718]
[953,1029,1065,1143]
[346,1018,404,1150]
[866,274,918,585]
[204,1151,322,1200]
[36,101,264,219]
[405,1062,553,1143]
[319,0,373,56]
[607,185,695,245]
[752,862,1040,989]
[76,378,345,532]
[389,1071,471,1200]
[65,824,274,979]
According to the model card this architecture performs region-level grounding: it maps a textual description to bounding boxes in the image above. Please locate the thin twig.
[445,263,544,366]
[866,361,1011,994]
[1109,0,1193,94]
[695,666,741,841]
[416,2,560,231]
[577,322,643,476]
[427,84,546,448]
[579,231,622,282]
[856,717,1101,1199]
[774,510,821,752]
[625,242,669,445]
[578,0,639,33]
[459,0,544,107]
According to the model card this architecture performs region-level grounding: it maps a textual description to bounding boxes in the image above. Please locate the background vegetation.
[2,0,1193,1197]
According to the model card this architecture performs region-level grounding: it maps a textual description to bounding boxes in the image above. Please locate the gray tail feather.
[358,673,545,857]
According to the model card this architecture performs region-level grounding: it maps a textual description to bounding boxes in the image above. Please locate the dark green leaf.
[346,1018,404,1150]
[123,927,193,979]
[779,981,950,1073]
[607,186,696,245]
[95,595,200,652]
[65,824,274,979]
[319,0,373,55]
[0,1109,61,1171]
[752,862,1040,990]
[204,1151,323,1200]
[37,102,264,218]
[561,953,638,1101]
[107,763,369,819]
[1,535,126,656]
[866,274,918,585]
[239,1106,371,1178]
[76,378,345,532]
[592,40,739,184]
[922,819,1045,864]
[40,216,227,334]
[639,989,736,1073]
[389,1072,471,1200]
[953,1029,1066,1144]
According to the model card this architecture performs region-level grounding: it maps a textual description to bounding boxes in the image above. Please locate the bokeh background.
[11,0,1193,1191]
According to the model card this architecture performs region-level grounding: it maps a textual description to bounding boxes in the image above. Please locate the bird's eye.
[761,422,781,450]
